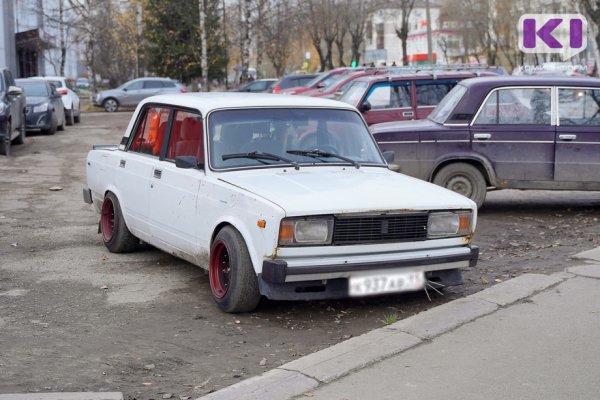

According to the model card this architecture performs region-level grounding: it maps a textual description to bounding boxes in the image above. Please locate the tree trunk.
[199,0,208,91]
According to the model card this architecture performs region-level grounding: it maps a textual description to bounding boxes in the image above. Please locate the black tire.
[66,109,74,126]
[100,192,139,253]
[209,226,261,313]
[14,115,25,145]
[57,110,65,131]
[74,106,81,123]
[0,121,11,156]
[103,98,119,113]
[433,162,487,208]
[42,113,57,135]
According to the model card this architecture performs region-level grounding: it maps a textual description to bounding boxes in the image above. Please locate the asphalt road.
[0,111,598,399]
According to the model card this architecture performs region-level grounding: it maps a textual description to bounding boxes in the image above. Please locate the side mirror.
[175,155,200,169]
[382,150,395,163]
[122,87,128,92]
[8,86,23,96]
[359,101,371,113]
[316,82,325,88]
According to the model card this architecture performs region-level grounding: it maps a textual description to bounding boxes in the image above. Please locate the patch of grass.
[381,314,398,325]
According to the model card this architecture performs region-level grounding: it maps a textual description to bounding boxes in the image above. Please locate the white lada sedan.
[84,93,478,313]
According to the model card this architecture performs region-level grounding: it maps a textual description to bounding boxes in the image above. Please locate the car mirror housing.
[359,101,371,113]
[175,155,201,169]
[8,86,23,96]
[382,150,395,163]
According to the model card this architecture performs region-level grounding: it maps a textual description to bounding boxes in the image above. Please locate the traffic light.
[350,60,358,67]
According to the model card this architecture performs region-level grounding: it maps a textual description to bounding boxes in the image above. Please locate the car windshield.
[322,73,354,91]
[18,81,49,97]
[209,108,385,170]
[428,84,467,124]
[305,73,327,88]
[339,81,369,106]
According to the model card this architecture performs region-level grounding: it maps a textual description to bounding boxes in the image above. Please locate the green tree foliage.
[144,0,227,84]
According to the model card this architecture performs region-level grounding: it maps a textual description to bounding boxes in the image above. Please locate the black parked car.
[0,68,26,156]
[16,79,66,136]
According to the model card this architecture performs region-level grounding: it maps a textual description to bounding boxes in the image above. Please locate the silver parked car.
[93,77,188,112]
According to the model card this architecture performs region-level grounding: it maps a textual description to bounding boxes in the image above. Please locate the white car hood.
[218,167,475,216]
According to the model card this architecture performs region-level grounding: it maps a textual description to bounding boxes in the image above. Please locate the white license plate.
[349,270,425,297]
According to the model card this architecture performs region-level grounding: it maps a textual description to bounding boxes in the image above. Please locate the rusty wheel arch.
[430,157,497,187]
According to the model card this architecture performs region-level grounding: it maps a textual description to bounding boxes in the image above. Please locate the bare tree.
[239,0,252,83]
[393,0,415,66]
[262,0,295,76]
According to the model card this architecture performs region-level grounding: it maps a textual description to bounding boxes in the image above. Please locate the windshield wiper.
[287,149,361,169]
[222,151,299,170]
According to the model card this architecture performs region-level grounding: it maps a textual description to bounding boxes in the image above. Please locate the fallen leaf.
[480,277,489,285]
[162,394,173,399]
[49,186,63,191]
[142,382,152,386]
[303,393,315,397]
[100,285,109,290]
[10,243,18,247]
[259,358,267,366]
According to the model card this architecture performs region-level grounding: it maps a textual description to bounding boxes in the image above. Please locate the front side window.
[366,83,411,109]
[128,106,171,156]
[474,88,551,125]
[558,88,600,126]
[125,81,143,91]
[209,108,385,170]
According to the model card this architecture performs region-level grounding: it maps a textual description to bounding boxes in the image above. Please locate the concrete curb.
[572,247,600,262]
[0,393,123,400]
[196,269,576,400]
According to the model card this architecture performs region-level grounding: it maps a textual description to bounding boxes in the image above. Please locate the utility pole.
[425,0,433,65]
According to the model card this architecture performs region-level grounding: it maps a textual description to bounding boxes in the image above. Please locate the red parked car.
[278,68,359,95]
[339,70,496,125]
[300,71,385,99]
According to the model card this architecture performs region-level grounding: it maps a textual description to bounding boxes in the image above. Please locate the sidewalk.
[200,247,600,400]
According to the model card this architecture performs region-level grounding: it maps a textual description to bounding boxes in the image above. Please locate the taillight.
[180,87,188,93]
[58,89,68,95]
[272,85,280,94]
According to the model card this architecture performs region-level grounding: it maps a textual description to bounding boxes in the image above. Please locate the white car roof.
[137,92,357,115]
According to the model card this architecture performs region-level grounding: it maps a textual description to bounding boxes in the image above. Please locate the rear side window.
[144,80,164,89]
[416,80,458,106]
[366,82,411,109]
[166,111,204,163]
[128,106,171,156]
[558,88,600,126]
[474,88,551,125]
[162,80,176,88]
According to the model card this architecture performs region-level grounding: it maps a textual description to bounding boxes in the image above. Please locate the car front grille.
[333,213,429,245]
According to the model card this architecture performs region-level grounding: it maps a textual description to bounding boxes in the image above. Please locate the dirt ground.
[1,112,598,399]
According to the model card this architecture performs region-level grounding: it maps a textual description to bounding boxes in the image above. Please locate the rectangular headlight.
[278,217,334,246]
[428,211,472,238]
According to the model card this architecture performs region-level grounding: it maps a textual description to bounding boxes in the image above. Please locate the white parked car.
[32,76,81,125]
[83,93,479,312]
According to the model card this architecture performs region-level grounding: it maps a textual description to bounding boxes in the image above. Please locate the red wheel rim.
[100,197,115,242]
[210,240,231,299]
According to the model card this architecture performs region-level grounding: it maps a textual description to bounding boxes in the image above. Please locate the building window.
[376,23,385,50]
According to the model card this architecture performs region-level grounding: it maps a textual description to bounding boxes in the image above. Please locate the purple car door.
[555,87,600,182]
[469,87,555,183]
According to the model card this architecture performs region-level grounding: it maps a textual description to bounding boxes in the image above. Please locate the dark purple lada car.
[371,76,600,207]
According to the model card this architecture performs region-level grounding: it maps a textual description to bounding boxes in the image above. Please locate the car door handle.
[473,133,492,140]
[558,134,576,141]
[402,111,414,117]
[153,169,162,179]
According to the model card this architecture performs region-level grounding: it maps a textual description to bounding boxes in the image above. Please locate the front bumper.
[24,109,53,130]
[258,245,478,300]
